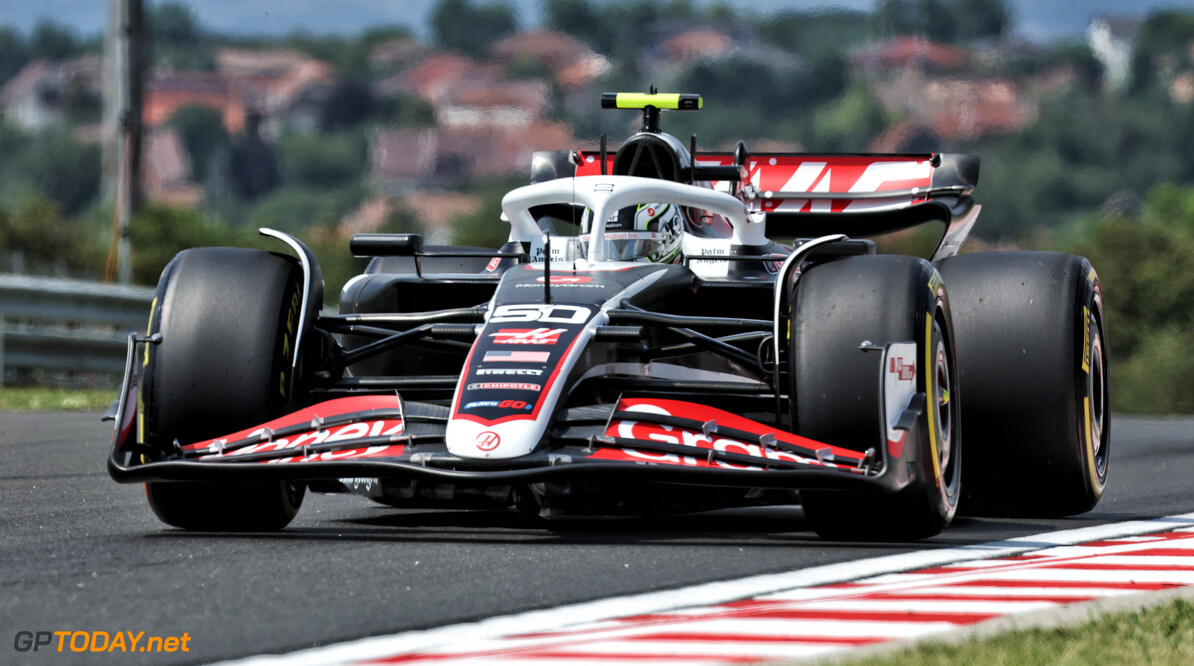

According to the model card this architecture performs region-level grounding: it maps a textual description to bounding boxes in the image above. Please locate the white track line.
[223,512,1194,666]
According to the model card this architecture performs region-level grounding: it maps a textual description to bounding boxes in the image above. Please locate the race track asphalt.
[1,411,1192,664]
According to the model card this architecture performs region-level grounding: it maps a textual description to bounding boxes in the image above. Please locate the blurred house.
[489,30,611,90]
[638,22,798,82]
[370,121,574,189]
[142,127,203,206]
[437,79,549,128]
[852,36,969,74]
[872,68,1037,141]
[215,48,337,136]
[143,47,336,137]
[143,71,246,133]
[369,36,434,76]
[377,52,497,104]
[1,55,103,133]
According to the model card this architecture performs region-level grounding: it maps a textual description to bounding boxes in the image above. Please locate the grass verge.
[0,387,118,411]
[841,596,1194,665]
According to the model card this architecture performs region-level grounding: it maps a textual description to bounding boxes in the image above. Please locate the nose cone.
[446,418,543,459]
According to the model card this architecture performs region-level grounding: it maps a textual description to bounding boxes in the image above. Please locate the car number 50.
[491,304,590,324]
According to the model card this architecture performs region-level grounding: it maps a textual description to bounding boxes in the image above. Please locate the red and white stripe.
[227,514,1194,666]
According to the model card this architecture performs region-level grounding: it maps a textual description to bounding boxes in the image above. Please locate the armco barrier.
[0,275,155,384]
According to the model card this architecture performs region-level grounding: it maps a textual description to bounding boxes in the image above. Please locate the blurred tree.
[129,204,263,284]
[450,177,522,248]
[277,130,367,189]
[1131,11,1194,95]
[0,26,29,82]
[166,105,228,182]
[872,0,1007,43]
[28,20,84,61]
[756,10,871,58]
[320,79,375,132]
[375,94,436,128]
[812,82,889,151]
[146,2,214,70]
[430,0,517,57]
[1064,195,1194,413]
[544,0,612,53]
[228,115,280,200]
[20,131,101,216]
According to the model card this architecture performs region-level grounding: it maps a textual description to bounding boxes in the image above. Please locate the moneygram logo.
[13,630,190,654]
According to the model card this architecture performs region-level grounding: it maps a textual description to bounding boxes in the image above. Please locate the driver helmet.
[581,203,683,263]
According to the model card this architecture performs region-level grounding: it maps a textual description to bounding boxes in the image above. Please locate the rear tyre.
[938,252,1108,517]
[140,247,306,531]
[792,256,961,541]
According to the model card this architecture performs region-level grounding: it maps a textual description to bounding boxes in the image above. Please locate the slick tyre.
[140,247,306,531]
[792,256,961,541]
[937,251,1108,517]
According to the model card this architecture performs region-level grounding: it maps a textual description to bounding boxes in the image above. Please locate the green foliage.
[28,20,86,61]
[129,204,264,285]
[0,26,30,82]
[963,88,1194,241]
[449,177,522,248]
[1061,186,1194,413]
[872,0,1009,43]
[147,2,215,70]
[320,79,375,131]
[277,131,368,189]
[375,94,436,128]
[757,9,873,58]
[430,0,517,57]
[0,130,102,217]
[167,105,229,181]
[0,194,97,274]
[812,82,890,151]
[1131,11,1194,94]
[244,184,364,235]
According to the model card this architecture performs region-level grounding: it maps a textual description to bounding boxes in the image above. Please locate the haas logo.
[475,431,501,451]
[890,357,916,381]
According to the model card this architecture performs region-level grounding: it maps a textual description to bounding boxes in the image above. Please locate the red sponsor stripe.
[628,632,888,646]
[951,579,1184,591]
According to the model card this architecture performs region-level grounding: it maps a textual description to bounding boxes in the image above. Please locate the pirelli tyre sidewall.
[791,255,961,541]
[139,247,306,531]
[938,251,1109,517]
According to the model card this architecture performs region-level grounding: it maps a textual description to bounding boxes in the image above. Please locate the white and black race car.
[106,92,1109,541]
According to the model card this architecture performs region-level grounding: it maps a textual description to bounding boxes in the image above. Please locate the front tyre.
[140,247,307,531]
[792,256,961,541]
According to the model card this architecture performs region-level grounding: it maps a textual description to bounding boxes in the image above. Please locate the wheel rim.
[934,337,953,474]
[1088,312,1107,470]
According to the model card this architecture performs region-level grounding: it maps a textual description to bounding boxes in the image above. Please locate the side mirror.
[349,233,424,257]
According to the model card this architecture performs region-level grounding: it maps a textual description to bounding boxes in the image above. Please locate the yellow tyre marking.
[925,312,941,483]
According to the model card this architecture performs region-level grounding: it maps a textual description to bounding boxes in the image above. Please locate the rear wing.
[553,150,980,260]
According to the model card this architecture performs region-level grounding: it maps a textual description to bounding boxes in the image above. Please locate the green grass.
[0,387,118,411]
[841,597,1194,665]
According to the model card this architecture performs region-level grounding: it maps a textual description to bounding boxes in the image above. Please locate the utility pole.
[102,0,143,284]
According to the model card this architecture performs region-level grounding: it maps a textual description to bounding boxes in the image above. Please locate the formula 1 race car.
[106,92,1109,541]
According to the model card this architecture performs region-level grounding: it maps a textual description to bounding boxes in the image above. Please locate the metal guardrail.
[0,275,155,383]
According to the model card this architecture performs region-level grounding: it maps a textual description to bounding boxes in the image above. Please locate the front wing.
[109,393,920,494]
